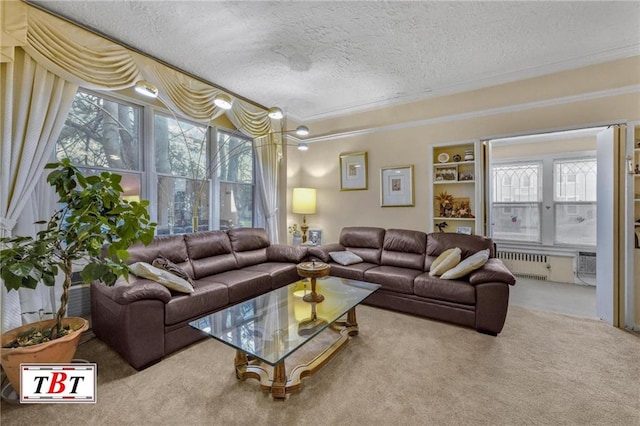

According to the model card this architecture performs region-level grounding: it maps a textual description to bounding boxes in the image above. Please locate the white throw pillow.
[329,251,363,266]
[129,262,195,293]
[429,247,462,276]
[441,249,490,280]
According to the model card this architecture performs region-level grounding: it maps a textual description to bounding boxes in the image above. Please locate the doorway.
[487,127,614,319]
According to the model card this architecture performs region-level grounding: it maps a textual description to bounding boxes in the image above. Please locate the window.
[216,130,254,230]
[491,162,542,242]
[56,90,142,201]
[554,159,597,245]
[155,113,210,235]
[56,90,257,236]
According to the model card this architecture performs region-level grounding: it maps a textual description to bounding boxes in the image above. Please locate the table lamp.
[292,187,316,243]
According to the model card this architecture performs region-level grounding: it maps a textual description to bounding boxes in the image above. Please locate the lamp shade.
[292,188,317,215]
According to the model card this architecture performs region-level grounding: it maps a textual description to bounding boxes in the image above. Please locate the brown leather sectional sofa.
[91,226,515,370]
[309,227,516,336]
[91,228,307,369]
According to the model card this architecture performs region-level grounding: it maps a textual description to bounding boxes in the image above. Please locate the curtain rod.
[24,1,269,112]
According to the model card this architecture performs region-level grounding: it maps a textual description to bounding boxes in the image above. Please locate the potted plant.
[0,159,155,394]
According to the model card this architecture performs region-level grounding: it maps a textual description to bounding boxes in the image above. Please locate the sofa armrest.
[99,276,173,304]
[266,244,308,263]
[308,243,345,262]
[469,259,516,286]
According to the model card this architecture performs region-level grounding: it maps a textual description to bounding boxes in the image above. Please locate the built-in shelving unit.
[429,141,483,235]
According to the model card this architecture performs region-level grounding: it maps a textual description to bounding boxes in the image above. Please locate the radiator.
[497,251,549,281]
[67,284,91,318]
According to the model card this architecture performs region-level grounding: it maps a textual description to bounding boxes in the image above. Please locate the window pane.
[216,131,253,184]
[219,182,253,229]
[492,163,541,202]
[156,176,209,235]
[155,114,208,179]
[491,203,540,242]
[57,91,140,170]
[555,203,596,245]
[554,159,597,201]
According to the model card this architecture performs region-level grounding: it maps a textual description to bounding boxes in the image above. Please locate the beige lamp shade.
[292,188,317,214]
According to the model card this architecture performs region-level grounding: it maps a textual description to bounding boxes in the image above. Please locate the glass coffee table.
[189,276,380,399]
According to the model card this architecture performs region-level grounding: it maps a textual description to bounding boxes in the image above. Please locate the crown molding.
[304,85,640,144]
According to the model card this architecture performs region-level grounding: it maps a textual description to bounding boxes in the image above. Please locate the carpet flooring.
[1,304,638,425]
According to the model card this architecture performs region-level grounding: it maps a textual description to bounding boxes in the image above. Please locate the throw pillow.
[429,247,461,276]
[129,262,195,294]
[441,249,490,280]
[152,255,194,285]
[329,251,363,266]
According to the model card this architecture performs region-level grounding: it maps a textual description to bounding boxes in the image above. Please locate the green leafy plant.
[0,159,156,344]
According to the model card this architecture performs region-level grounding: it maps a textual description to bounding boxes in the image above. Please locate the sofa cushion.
[198,270,272,304]
[427,232,495,258]
[364,266,421,294]
[127,234,188,265]
[339,227,385,264]
[243,263,300,289]
[329,251,363,266]
[266,245,308,263]
[228,228,270,252]
[328,262,378,281]
[185,231,239,279]
[379,229,427,270]
[165,281,229,325]
[441,249,490,280]
[414,273,476,305]
[129,262,194,294]
[429,248,462,276]
[152,255,194,285]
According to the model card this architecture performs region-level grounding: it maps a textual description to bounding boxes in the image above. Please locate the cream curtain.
[0,48,78,331]
[255,133,282,242]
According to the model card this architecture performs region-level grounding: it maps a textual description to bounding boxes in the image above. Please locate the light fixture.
[295,125,309,136]
[213,93,233,110]
[268,107,284,120]
[297,143,309,151]
[292,187,317,243]
[134,80,159,98]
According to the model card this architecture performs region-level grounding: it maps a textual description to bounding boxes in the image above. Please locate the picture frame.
[340,151,368,191]
[380,165,414,207]
[307,229,322,246]
[456,226,472,235]
[434,166,457,182]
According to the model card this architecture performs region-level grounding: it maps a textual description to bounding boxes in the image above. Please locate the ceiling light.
[214,93,233,110]
[297,143,309,151]
[268,107,283,120]
[295,125,309,136]
[134,80,159,98]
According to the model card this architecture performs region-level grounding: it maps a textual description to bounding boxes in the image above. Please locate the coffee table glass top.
[189,276,380,366]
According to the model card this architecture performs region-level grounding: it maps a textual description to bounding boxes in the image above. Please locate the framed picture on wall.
[307,229,322,246]
[340,152,368,191]
[380,165,414,207]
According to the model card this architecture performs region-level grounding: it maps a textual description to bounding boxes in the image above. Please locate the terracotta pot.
[1,317,88,395]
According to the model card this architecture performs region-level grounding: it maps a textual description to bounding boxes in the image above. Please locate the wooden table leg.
[234,350,248,379]
[346,307,359,336]
[271,361,287,400]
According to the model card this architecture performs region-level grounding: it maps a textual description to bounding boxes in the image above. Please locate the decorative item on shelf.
[456,226,472,235]
[464,150,474,161]
[307,229,322,246]
[452,154,461,162]
[459,172,474,181]
[635,164,640,175]
[340,151,368,191]
[437,153,450,163]
[292,187,317,242]
[434,166,457,181]
[435,191,455,217]
[288,224,302,246]
[435,222,448,232]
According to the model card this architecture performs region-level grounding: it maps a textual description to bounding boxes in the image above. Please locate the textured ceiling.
[30,1,640,122]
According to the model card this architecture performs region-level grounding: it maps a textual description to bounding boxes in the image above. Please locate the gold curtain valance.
[1,1,273,136]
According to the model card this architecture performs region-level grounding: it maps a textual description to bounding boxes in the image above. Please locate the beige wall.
[287,57,640,245]
[492,136,597,159]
